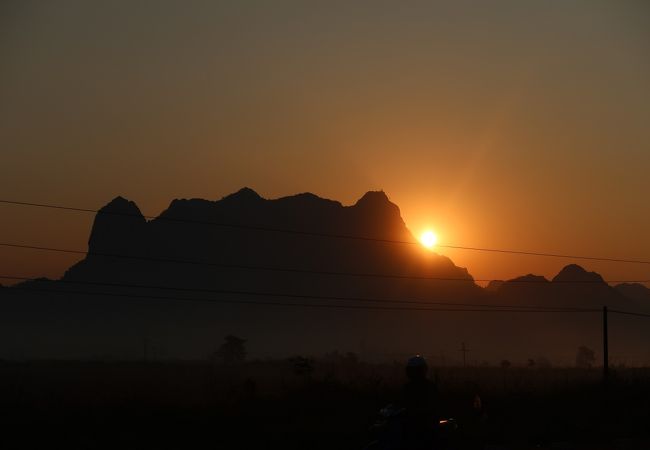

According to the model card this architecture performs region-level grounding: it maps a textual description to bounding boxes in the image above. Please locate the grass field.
[1,360,649,449]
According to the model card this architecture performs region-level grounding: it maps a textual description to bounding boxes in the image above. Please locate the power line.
[440,245,650,266]
[0,199,416,244]
[0,274,596,311]
[2,198,650,265]
[609,309,650,319]
[3,284,601,314]
[1,242,647,285]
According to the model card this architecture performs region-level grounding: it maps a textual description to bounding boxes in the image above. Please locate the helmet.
[406,355,428,380]
[407,355,428,368]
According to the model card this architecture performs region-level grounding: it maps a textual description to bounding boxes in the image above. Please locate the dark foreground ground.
[1,360,649,449]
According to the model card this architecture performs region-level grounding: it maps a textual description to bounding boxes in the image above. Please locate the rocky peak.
[221,187,263,203]
[354,190,390,207]
[88,196,147,255]
[552,264,605,284]
[509,274,550,284]
[353,191,402,220]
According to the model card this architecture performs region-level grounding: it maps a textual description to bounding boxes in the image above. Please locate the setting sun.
[420,230,438,249]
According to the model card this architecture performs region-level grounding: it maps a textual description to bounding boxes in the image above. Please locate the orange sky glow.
[1,1,649,286]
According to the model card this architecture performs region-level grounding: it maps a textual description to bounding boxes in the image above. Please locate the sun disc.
[420,230,438,249]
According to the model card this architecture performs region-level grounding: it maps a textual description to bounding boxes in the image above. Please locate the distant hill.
[615,283,650,303]
[1,188,648,364]
[491,264,636,310]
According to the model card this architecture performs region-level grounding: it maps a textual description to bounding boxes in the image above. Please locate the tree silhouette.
[289,356,314,377]
[215,335,247,364]
[575,346,595,368]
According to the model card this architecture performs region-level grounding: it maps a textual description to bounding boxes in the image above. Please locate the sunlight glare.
[420,230,438,249]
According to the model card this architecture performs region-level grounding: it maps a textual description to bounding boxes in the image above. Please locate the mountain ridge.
[1,188,648,362]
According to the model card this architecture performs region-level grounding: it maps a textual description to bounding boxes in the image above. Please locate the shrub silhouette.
[575,346,595,368]
[214,335,247,364]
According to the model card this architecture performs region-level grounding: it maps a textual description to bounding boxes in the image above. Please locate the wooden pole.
[603,306,609,383]
[460,342,468,368]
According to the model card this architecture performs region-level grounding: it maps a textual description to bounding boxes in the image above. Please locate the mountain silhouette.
[63,188,472,291]
[491,264,635,309]
[1,188,648,363]
[552,264,605,284]
[87,196,148,256]
[615,283,650,303]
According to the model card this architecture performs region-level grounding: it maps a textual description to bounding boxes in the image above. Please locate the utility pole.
[603,306,609,384]
[459,342,470,368]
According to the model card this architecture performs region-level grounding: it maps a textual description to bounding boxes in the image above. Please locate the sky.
[1,0,649,285]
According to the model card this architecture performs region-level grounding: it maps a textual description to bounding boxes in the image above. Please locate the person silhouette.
[401,355,440,449]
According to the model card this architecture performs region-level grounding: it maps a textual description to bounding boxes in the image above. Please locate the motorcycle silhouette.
[363,404,459,450]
